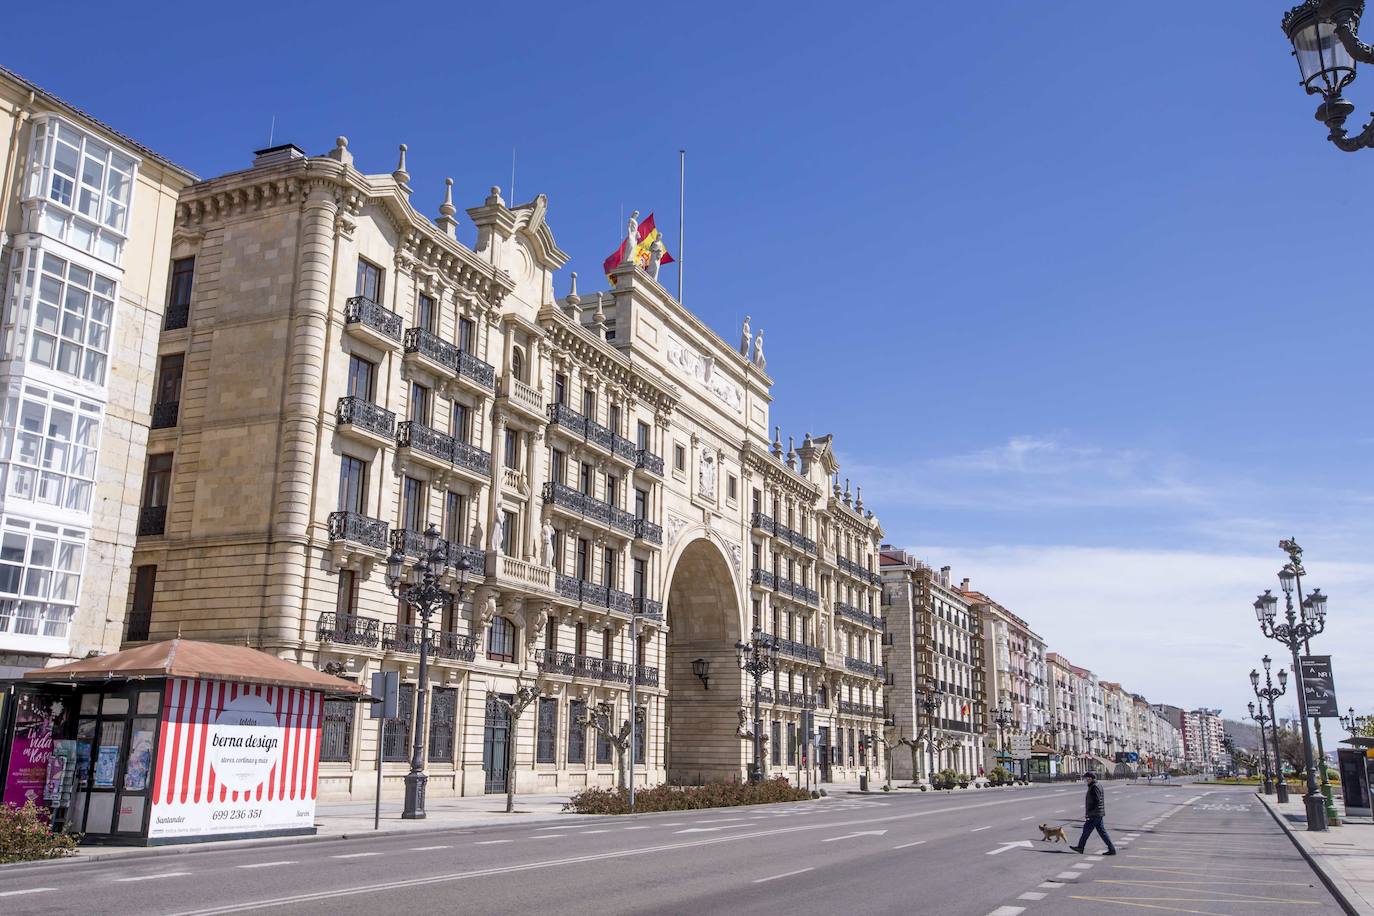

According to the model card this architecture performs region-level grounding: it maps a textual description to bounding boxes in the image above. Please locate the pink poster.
[3,693,66,808]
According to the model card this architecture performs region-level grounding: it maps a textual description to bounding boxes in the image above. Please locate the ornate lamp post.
[1254,656,1291,803]
[1249,698,1276,795]
[1280,1,1374,151]
[992,705,1013,774]
[384,523,471,820]
[1255,538,1332,830]
[919,676,944,784]
[736,627,779,783]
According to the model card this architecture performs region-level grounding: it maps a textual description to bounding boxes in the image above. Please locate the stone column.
[265,182,338,647]
[524,426,543,560]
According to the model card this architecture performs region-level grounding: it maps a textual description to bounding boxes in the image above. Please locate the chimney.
[961,577,970,592]
[253,143,305,168]
[940,565,951,587]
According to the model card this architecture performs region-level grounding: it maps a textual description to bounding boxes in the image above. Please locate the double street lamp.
[1281,0,1374,151]
[1252,657,1290,802]
[736,627,780,783]
[1254,539,1331,830]
[992,705,1014,773]
[1249,700,1276,796]
[1340,707,1372,738]
[385,523,471,820]
[919,677,945,783]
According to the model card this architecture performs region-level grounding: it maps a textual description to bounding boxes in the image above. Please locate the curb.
[1257,791,1365,916]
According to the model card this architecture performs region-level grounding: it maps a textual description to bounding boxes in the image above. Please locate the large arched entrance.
[664,537,744,784]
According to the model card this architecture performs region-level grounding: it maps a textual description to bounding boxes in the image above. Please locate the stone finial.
[436,177,457,238]
[593,292,608,338]
[486,185,505,207]
[803,431,813,448]
[327,135,353,166]
[833,475,842,499]
[564,272,582,318]
[843,478,853,507]
[772,426,783,458]
[786,435,796,470]
[855,485,863,512]
[393,144,411,194]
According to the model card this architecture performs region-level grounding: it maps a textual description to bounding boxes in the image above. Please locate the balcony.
[138,505,167,536]
[751,511,776,535]
[845,657,885,680]
[838,700,882,718]
[542,481,629,536]
[607,505,636,537]
[336,396,396,447]
[633,597,663,621]
[750,567,776,590]
[164,302,190,331]
[608,588,633,614]
[778,690,817,710]
[633,518,663,545]
[611,434,638,464]
[634,448,664,477]
[585,417,614,454]
[151,400,179,430]
[317,611,380,648]
[534,649,630,683]
[636,666,660,688]
[835,601,882,630]
[452,542,488,574]
[453,439,492,477]
[755,687,775,705]
[381,622,478,662]
[498,372,544,421]
[397,420,457,471]
[547,402,587,438]
[581,582,610,607]
[774,636,822,664]
[455,349,496,391]
[327,510,389,553]
[343,296,403,348]
[491,553,551,592]
[403,326,461,376]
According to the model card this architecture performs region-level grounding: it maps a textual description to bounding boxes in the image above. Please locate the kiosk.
[0,639,364,845]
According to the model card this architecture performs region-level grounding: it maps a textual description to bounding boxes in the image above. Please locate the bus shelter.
[0,639,364,845]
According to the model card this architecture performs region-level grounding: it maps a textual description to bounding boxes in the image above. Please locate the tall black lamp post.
[1340,707,1371,738]
[1249,699,1276,796]
[992,705,1013,776]
[385,523,470,820]
[1252,658,1289,801]
[918,676,944,784]
[1281,0,1374,151]
[736,627,779,783]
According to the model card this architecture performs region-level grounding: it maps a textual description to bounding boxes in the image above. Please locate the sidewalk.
[1258,791,1374,915]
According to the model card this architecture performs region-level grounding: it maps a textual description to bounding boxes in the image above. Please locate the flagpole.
[677,149,685,305]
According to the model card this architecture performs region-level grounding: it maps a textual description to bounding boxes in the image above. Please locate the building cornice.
[537,304,679,415]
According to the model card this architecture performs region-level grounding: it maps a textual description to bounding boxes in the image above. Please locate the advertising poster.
[3,693,66,807]
[124,727,153,792]
[1300,656,1339,718]
[148,679,322,840]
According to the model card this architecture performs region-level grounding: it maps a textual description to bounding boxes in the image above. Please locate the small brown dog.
[1039,823,1068,843]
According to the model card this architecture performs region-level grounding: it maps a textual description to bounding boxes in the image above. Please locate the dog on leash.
[1038,823,1068,843]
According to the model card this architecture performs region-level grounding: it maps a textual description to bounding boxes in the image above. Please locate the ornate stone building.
[961,581,1048,776]
[0,66,194,675]
[125,137,886,798]
[879,550,986,781]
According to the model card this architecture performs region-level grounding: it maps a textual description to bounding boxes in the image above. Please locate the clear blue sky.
[12,1,1371,721]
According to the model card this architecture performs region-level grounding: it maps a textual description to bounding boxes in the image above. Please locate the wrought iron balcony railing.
[138,505,167,536]
[336,396,396,440]
[774,636,823,664]
[437,630,478,661]
[778,690,817,710]
[751,567,776,589]
[547,402,588,437]
[455,349,496,390]
[751,511,776,534]
[344,296,403,342]
[607,505,636,536]
[327,510,389,551]
[555,572,582,601]
[633,518,663,545]
[453,439,492,476]
[449,542,487,573]
[608,588,633,614]
[634,448,664,476]
[636,665,659,687]
[834,601,882,630]
[380,622,478,662]
[317,611,380,648]
[581,581,610,607]
[542,481,627,534]
[634,597,664,621]
[845,657,884,679]
[585,418,614,452]
[535,649,630,682]
[397,420,457,464]
[164,302,190,331]
[611,434,638,463]
[151,400,179,429]
[404,326,460,368]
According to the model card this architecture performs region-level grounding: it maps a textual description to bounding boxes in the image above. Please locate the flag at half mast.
[604,211,674,283]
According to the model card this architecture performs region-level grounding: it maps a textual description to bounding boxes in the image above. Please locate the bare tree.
[578,700,646,792]
[487,680,541,814]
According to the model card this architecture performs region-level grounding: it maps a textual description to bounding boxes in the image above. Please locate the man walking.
[1071,772,1116,855]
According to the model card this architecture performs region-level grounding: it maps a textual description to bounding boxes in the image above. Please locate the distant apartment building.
[880,551,985,780]
[0,66,194,675]
[961,580,1047,775]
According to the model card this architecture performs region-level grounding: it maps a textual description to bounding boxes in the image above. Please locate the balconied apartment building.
[1161,706,1225,771]
[961,580,1047,775]
[125,136,886,799]
[880,551,985,780]
[0,66,194,675]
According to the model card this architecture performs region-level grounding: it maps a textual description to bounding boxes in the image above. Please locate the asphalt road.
[0,782,1342,916]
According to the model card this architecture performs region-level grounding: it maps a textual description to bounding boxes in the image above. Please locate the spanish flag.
[960,704,971,716]
[604,212,674,283]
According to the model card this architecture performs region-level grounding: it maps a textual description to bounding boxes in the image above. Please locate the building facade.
[962,582,1047,776]
[0,66,194,675]
[124,137,886,799]
[880,551,985,781]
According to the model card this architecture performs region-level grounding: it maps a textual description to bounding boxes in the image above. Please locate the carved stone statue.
[541,520,556,566]
[491,514,505,555]
[753,328,766,370]
[739,315,752,357]
[698,451,716,496]
[647,237,666,280]
[624,210,640,265]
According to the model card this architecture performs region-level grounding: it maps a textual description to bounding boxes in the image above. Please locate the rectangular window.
[444,491,465,544]
[579,463,592,496]
[602,547,616,588]
[504,429,520,470]
[152,354,184,422]
[786,722,796,765]
[727,475,738,501]
[487,616,515,662]
[609,404,621,435]
[356,258,383,304]
[674,444,685,471]
[596,723,612,765]
[3,385,101,512]
[554,374,567,406]
[575,622,586,656]
[126,564,155,641]
[321,699,355,763]
[550,530,562,573]
[605,474,619,507]
[336,569,357,616]
[634,711,646,765]
[382,683,415,761]
[28,253,115,384]
[536,697,558,764]
[427,687,458,763]
[634,487,648,520]
[458,317,475,353]
[602,628,614,661]
[416,293,435,333]
[771,721,782,766]
[338,456,367,512]
[347,355,375,401]
[636,420,650,450]
[752,598,761,632]
[567,700,587,765]
[576,538,589,581]
[451,401,469,442]
[402,477,425,531]
[410,382,431,426]
[633,558,646,600]
[551,449,566,486]
[0,519,84,638]
[581,388,595,420]
[544,616,558,651]
[501,509,517,557]
[142,453,172,509]
[166,257,194,329]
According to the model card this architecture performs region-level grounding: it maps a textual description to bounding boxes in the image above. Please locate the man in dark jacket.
[1071,772,1117,855]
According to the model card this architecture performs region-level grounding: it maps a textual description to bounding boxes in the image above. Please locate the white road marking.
[675,825,745,834]
[822,830,888,842]
[473,840,512,845]
[1019,815,1034,821]
[986,907,1026,916]
[330,853,380,859]
[116,872,191,882]
[579,829,610,834]
[622,826,653,831]
[1039,881,1064,889]
[971,825,992,832]
[527,835,565,840]
[411,845,452,851]
[237,861,297,869]
[1054,808,1066,813]
[1055,871,1082,880]
[1018,892,1047,901]
[1072,862,1093,869]
[0,888,55,897]
[753,867,814,884]
[893,840,927,849]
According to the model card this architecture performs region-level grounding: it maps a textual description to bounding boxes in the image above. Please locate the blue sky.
[12,1,1371,723]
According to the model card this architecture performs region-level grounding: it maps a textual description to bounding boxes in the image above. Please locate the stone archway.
[664,536,745,784]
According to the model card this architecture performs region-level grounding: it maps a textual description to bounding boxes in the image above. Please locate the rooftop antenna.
[678,149,685,304]
[268,114,276,147]
[510,146,517,204]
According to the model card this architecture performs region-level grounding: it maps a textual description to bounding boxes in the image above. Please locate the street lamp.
[1255,538,1334,830]
[1281,1,1374,151]
[384,523,471,820]
[736,627,779,783]
[1249,700,1276,795]
[1339,706,1371,738]
[918,676,944,784]
[1254,654,1293,804]
[992,705,1013,774]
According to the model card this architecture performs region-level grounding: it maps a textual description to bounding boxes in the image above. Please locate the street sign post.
[370,671,399,830]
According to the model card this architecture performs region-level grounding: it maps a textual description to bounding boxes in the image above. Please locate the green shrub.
[563,777,811,814]
[989,765,1012,785]
[0,801,78,864]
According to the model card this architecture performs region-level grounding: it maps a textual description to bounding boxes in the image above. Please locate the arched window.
[487,617,515,662]
[511,347,525,382]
